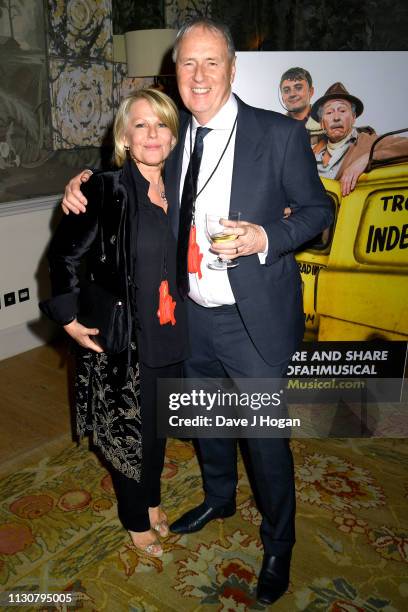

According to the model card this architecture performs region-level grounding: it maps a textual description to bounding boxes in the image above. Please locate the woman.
[40,89,188,557]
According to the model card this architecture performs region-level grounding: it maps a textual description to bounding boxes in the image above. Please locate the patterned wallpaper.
[165,0,211,30]
[0,0,111,202]
[0,0,152,202]
[0,0,406,202]
[47,0,114,149]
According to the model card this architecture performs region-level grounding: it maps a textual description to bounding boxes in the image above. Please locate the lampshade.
[113,34,127,63]
[125,29,177,76]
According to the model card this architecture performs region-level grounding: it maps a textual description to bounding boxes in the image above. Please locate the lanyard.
[188,115,238,223]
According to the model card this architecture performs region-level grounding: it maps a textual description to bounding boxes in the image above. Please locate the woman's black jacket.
[40,170,131,327]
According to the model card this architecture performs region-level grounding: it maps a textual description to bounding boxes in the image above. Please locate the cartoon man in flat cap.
[312,82,408,195]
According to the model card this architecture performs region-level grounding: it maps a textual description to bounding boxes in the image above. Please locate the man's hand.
[340,153,369,196]
[210,218,267,260]
[64,319,103,352]
[61,169,92,215]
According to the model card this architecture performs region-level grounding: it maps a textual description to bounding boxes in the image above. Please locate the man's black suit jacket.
[165,95,333,365]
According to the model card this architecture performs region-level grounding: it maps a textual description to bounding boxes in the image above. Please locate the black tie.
[177,126,211,298]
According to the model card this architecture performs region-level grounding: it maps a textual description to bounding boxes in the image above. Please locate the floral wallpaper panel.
[49,60,113,149]
[47,0,112,60]
[47,0,114,149]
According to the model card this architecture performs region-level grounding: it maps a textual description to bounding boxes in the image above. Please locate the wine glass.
[206,211,241,270]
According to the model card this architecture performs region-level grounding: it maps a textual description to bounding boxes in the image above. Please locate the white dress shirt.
[180,95,238,307]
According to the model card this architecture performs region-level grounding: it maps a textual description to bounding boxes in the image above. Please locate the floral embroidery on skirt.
[75,346,142,481]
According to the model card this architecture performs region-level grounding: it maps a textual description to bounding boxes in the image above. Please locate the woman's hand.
[63,319,103,353]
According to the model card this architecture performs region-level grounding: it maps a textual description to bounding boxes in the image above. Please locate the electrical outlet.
[18,288,30,302]
[4,292,16,307]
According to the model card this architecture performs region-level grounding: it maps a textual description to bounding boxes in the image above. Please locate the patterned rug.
[0,436,407,611]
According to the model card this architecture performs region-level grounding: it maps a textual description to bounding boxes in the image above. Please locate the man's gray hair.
[172,17,236,62]
[317,101,356,120]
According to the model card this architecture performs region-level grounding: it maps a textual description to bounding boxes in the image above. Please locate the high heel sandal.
[151,519,169,538]
[128,530,163,558]
[150,507,169,538]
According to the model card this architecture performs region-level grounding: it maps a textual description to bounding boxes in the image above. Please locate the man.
[279,67,324,145]
[311,82,408,195]
[61,18,332,605]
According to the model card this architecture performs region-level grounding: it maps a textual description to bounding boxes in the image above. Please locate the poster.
[234,52,408,433]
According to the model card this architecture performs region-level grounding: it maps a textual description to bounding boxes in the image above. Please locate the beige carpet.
[0,436,407,611]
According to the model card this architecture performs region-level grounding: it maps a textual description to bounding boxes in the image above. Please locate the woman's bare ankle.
[148,506,167,522]
[128,528,156,544]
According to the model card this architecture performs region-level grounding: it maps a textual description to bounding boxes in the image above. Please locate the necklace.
[150,178,167,201]
[131,156,167,201]
[156,180,167,201]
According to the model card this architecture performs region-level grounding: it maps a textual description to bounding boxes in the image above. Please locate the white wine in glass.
[206,211,241,270]
[211,232,238,243]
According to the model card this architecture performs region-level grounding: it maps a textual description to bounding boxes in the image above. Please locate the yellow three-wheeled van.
[296,134,408,341]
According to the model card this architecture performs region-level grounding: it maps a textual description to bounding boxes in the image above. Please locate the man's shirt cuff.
[257,226,269,264]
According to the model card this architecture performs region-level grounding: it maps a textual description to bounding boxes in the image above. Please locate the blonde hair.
[113,88,179,167]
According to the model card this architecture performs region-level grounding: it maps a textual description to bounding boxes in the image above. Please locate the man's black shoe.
[170,501,236,534]
[256,552,291,605]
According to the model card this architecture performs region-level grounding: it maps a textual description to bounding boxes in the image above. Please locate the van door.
[316,164,408,340]
[295,178,341,340]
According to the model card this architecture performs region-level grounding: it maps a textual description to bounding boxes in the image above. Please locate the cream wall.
[0,197,61,359]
